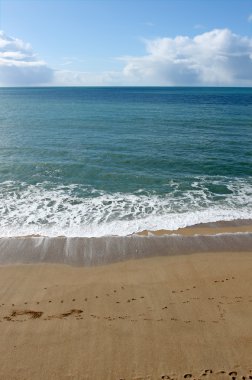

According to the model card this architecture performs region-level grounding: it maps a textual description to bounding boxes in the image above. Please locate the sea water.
[0,87,251,237]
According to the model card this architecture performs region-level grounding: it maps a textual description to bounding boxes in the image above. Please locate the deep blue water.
[0,87,251,236]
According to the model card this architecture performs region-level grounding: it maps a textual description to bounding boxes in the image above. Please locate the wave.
[0,177,251,237]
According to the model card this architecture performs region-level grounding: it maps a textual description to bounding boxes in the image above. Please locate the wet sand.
[0,250,251,379]
[138,219,252,236]
[0,221,252,266]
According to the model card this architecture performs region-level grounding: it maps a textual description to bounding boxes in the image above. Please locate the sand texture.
[0,251,251,379]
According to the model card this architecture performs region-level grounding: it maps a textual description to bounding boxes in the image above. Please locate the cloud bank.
[1,29,252,86]
[121,29,252,86]
[0,31,53,86]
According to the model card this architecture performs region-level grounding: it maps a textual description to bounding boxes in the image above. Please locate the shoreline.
[0,220,251,266]
[0,232,252,266]
[137,218,252,236]
[1,218,252,239]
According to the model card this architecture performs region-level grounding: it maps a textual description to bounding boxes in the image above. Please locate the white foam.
[0,178,251,237]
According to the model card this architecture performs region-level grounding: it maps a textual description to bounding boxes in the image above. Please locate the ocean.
[0,86,251,237]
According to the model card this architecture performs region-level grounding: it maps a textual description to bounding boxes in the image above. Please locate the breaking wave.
[0,176,251,237]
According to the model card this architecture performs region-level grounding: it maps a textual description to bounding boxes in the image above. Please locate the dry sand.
[0,251,251,379]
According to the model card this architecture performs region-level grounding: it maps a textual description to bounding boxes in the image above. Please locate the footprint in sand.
[229,371,237,377]
[197,370,252,379]
[47,309,83,320]
[201,369,213,376]
[90,314,100,319]
[158,369,251,379]
[59,309,83,318]
[4,310,43,321]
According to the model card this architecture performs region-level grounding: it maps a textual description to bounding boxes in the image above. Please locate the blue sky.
[0,0,252,86]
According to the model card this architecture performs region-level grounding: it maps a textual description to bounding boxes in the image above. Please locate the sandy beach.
[1,51,252,380]
[0,245,251,379]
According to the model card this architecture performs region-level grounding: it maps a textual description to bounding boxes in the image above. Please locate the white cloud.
[1,29,252,87]
[120,29,252,86]
[248,14,252,22]
[0,31,53,86]
[126,29,252,85]
[56,29,252,86]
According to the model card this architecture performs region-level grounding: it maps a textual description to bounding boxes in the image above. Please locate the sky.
[0,0,252,86]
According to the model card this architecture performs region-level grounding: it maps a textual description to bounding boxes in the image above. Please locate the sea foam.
[0,177,251,237]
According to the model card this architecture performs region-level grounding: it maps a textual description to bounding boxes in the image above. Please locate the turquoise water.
[0,87,251,236]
